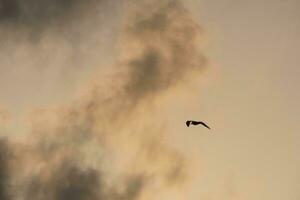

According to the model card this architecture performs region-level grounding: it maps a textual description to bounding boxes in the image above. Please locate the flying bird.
[186,120,211,129]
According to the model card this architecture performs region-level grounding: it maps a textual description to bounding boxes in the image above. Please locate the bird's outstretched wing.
[199,122,211,129]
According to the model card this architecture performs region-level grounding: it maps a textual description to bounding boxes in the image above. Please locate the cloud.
[0,0,206,199]
[18,155,146,200]
[0,0,93,27]
[123,0,206,101]
[0,0,121,45]
[0,139,11,200]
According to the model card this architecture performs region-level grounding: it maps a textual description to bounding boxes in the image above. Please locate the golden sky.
[183,0,300,199]
[0,0,299,199]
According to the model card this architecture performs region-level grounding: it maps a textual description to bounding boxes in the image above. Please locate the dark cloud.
[0,139,11,200]
[21,157,146,200]
[0,0,119,43]
[0,0,206,199]
[24,161,101,200]
[0,0,90,26]
[123,0,206,101]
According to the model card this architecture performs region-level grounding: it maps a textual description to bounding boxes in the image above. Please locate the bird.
[186,120,211,129]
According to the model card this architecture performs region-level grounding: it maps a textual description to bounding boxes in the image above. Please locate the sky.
[181,0,300,199]
[0,0,299,200]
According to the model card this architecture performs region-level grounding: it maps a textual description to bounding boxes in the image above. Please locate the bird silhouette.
[186,120,211,129]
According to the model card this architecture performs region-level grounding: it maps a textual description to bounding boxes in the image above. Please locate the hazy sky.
[0,0,299,200]
[179,0,300,199]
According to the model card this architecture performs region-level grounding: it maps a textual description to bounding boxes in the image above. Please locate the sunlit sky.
[177,0,300,199]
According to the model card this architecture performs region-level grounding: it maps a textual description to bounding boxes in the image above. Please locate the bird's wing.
[200,122,211,129]
[186,121,191,127]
